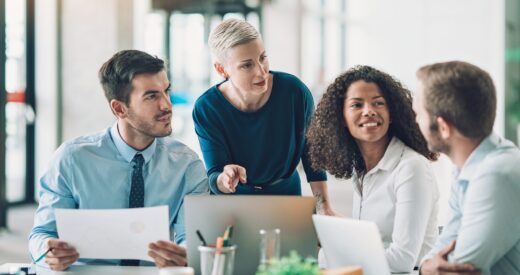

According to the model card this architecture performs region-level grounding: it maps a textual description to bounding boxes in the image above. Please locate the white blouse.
[318,137,439,272]
[351,137,439,272]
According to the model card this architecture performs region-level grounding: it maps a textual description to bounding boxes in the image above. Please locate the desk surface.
[1,263,419,275]
[0,264,159,275]
[37,265,159,275]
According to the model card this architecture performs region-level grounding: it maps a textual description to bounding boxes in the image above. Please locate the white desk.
[1,263,419,275]
[36,266,419,274]
[0,264,159,275]
[36,265,159,275]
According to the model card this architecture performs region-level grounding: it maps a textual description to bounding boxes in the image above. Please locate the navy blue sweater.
[192,71,326,195]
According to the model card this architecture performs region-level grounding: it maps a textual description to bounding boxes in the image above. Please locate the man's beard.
[428,129,451,155]
[127,110,172,138]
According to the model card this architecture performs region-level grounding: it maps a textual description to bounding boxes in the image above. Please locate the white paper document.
[55,205,169,261]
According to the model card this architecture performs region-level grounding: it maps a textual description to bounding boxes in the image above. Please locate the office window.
[5,0,27,203]
[300,0,347,103]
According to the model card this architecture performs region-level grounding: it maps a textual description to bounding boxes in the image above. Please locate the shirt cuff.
[208,172,223,194]
[306,172,327,182]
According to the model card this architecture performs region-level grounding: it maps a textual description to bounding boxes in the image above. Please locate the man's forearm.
[29,233,53,264]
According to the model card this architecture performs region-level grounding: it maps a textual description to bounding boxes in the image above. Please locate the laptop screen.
[312,215,391,275]
[185,195,318,275]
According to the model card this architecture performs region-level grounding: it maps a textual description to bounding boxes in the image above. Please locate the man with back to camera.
[413,61,520,275]
[29,50,209,270]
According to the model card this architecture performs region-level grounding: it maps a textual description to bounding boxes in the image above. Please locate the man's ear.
[110,99,128,119]
[214,63,228,79]
[436,116,452,139]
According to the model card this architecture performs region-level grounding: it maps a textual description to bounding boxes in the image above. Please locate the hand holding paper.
[55,205,169,262]
[148,240,187,267]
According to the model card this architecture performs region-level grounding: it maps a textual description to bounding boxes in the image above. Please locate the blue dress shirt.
[29,123,209,266]
[422,133,520,275]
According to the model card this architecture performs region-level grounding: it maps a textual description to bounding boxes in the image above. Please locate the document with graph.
[55,205,169,261]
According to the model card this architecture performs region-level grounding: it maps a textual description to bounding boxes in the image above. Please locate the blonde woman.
[192,19,336,215]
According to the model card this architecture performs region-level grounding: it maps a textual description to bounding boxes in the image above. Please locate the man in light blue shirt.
[29,50,209,270]
[413,61,520,275]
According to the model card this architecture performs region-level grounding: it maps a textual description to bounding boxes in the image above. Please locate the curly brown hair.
[306,65,438,179]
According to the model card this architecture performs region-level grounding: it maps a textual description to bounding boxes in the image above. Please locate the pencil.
[211,237,225,275]
[33,248,51,263]
[223,225,233,247]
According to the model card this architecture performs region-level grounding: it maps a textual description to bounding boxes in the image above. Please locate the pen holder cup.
[198,245,237,275]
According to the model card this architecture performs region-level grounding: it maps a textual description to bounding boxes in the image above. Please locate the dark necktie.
[129,154,145,208]
[120,154,145,266]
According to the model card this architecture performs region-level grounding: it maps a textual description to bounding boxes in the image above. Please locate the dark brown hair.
[307,65,437,179]
[417,61,496,139]
[99,49,165,105]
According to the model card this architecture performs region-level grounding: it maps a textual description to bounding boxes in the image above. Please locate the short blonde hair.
[208,19,261,62]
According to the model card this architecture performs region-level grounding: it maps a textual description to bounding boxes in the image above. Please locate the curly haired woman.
[307,65,439,272]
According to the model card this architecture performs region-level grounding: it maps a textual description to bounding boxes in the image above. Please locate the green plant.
[256,251,319,275]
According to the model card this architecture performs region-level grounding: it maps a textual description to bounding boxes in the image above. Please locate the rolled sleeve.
[301,151,327,182]
[301,82,327,183]
[208,172,223,195]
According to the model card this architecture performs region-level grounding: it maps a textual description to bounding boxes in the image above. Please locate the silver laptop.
[185,196,318,275]
[312,215,391,275]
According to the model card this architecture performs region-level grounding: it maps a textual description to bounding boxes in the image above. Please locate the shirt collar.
[109,122,156,164]
[457,132,500,181]
[366,137,405,175]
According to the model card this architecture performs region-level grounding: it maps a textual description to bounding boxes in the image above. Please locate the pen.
[196,229,207,246]
[33,248,51,263]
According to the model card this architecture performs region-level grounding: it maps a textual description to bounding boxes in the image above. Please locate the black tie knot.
[132,154,144,167]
